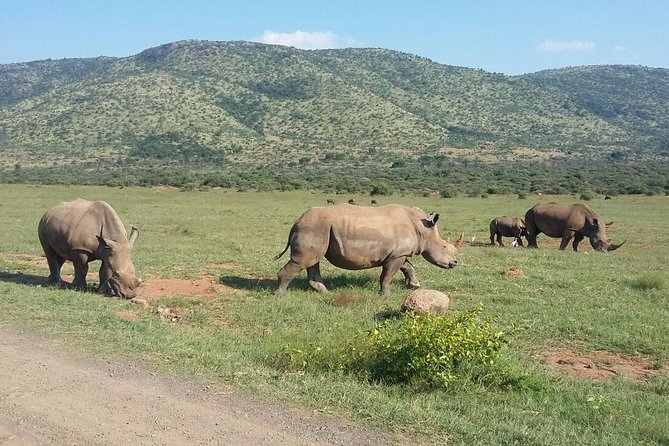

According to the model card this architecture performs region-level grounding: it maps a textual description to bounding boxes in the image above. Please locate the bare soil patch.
[138,277,237,299]
[542,348,664,381]
[499,267,524,278]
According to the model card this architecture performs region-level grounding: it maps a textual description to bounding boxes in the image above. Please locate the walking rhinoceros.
[489,216,527,247]
[38,199,141,298]
[524,203,624,252]
[275,204,464,294]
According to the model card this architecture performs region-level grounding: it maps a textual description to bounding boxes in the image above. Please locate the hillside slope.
[0,40,667,194]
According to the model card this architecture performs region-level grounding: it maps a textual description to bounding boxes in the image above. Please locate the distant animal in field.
[348,199,358,205]
[604,195,612,200]
[326,198,335,205]
[275,204,464,294]
[371,199,378,206]
[38,199,141,298]
[524,203,624,252]
[489,216,527,247]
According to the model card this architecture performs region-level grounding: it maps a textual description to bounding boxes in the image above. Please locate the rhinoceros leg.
[559,230,575,251]
[71,252,90,290]
[43,246,65,285]
[400,260,420,289]
[276,260,304,294]
[307,263,328,293]
[572,234,584,252]
[379,257,407,294]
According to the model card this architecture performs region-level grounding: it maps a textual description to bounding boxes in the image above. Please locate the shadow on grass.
[218,273,376,293]
[0,271,101,295]
[374,308,403,322]
[219,275,276,292]
[0,270,48,286]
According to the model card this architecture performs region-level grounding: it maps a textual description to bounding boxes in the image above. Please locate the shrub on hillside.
[370,180,392,196]
[440,187,458,198]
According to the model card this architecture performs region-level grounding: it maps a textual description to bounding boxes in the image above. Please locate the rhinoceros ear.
[426,212,440,227]
[96,236,118,252]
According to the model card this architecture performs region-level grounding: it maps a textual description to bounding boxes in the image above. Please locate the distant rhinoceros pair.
[488,203,623,252]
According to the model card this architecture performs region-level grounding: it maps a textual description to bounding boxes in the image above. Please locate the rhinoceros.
[524,203,624,252]
[275,204,464,294]
[489,216,527,247]
[38,199,141,298]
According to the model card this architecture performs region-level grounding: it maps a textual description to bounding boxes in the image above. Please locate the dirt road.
[0,327,391,446]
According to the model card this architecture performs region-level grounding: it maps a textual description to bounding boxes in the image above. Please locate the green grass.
[1,184,668,445]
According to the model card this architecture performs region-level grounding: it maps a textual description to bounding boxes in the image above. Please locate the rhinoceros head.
[97,227,141,298]
[588,219,625,252]
[420,213,463,269]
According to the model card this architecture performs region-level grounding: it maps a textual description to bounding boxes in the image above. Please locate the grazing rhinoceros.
[489,216,527,247]
[524,203,624,252]
[275,204,464,294]
[38,199,141,298]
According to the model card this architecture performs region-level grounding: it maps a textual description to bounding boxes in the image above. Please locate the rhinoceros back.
[39,199,127,259]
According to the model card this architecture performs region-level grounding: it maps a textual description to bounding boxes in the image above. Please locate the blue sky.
[1,0,667,74]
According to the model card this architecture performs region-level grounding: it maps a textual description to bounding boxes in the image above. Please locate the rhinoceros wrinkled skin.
[524,203,624,252]
[275,204,464,294]
[489,216,527,247]
[38,199,141,298]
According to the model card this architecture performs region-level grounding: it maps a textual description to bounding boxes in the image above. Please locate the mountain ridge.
[0,40,667,194]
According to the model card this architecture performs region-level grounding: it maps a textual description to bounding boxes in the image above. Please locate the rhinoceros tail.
[274,225,296,260]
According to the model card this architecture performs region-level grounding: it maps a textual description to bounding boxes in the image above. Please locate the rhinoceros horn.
[128,226,139,248]
[454,232,465,251]
[608,240,626,251]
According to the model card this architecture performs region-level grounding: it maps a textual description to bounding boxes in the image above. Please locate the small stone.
[130,297,149,309]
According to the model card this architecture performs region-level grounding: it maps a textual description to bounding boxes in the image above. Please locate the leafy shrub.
[440,187,459,198]
[579,191,594,201]
[275,306,515,390]
[343,307,511,388]
[517,192,527,199]
[370,180,392,196]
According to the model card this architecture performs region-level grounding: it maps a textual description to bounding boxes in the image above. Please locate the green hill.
[0,40,667,194]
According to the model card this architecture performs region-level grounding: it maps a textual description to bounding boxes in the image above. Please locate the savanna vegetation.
[1,185,667,445]
[1,41,668,196]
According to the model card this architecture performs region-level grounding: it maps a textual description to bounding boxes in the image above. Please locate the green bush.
[440,187,459,198]
[370,180,392,196]
[579,191,594,201]
[344,307,510,388]
[276,306,514,389]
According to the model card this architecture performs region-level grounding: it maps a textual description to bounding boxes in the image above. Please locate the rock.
[157,306,180,321]
[129,298,149,309]
[401,289,450,316]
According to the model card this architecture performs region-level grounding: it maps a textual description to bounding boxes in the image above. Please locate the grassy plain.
[0,184,668,445]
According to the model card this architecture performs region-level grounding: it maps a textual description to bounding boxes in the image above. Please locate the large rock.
[401,289,450,315]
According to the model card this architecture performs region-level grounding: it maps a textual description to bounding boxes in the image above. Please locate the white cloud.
[536,39,597,53]
[252,30,357,49]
